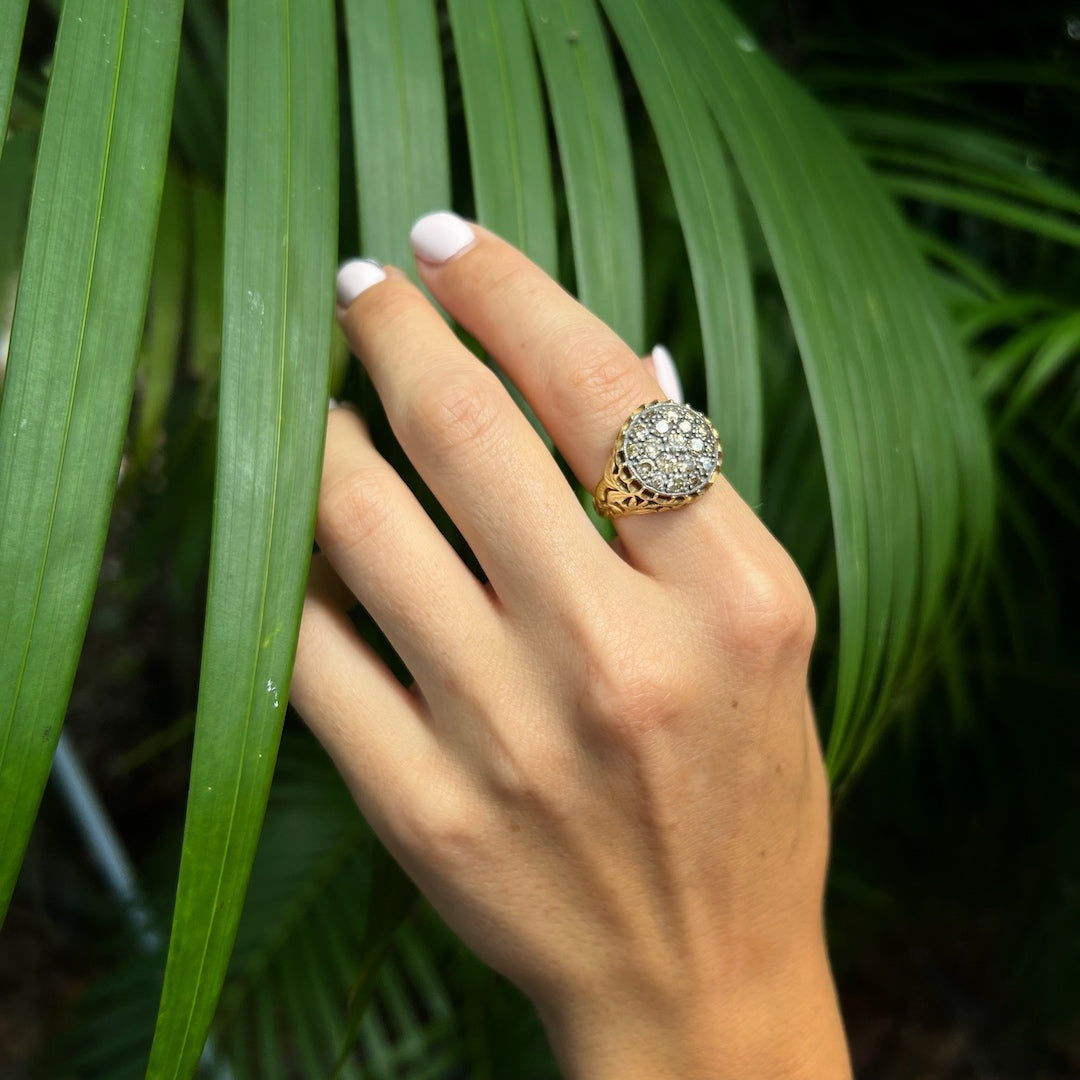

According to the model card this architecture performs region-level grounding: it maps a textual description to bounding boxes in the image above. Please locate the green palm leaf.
[838,108,1080,219]
[442,0,556,445]
[170,0,226,181]
[882,175,1080,249]
[190,178,225,389]
[0,0,30,152]
[342,0,451,275]
[1000,311,1080,426]
[146,0,338,1072]
[445,0,555,270]
[524,0,644,352]
[132,169,190,472]
[0,0,183,922]
[910,227,1003,302]
[0,128,35,295]
[976,312,1071,401]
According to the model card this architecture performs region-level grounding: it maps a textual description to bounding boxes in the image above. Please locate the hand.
[290,212,851,1079]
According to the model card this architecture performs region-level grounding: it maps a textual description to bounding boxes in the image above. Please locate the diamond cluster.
[620,402,719,496]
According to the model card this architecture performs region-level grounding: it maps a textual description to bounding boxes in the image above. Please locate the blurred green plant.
[0,0,1076,1076]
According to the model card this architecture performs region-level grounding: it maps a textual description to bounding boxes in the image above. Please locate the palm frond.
[0,0,184,921]
[525,0,644,353]
[341,0,450,276]
[0,0,29,150]
[146,0,338,1071]
[0,128,35,350]
[132,169,190,473]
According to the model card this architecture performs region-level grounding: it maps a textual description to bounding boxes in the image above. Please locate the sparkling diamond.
[620,402,720,496]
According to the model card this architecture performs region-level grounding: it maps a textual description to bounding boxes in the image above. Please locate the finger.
[334,258,613,615]
[644,344,685,404]
[316,404,503,694]
[291,556,446,837]
[408,213,771,582]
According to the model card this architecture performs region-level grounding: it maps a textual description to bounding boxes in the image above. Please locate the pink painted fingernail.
[336,258,386,308]
[409,211,476,264]
[650,344,684,404]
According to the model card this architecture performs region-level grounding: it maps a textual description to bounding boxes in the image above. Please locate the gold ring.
[593,400,722,519]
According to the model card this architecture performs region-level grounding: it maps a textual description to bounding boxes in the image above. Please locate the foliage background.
[0,0,1078,1077]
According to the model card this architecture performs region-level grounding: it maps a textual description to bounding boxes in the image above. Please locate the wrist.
[537,935,851,1080]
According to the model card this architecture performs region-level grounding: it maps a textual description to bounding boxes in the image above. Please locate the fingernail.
[328,397,340,410]
[650,344,684,404]
[409,211,476,265]
[336,258,385,308]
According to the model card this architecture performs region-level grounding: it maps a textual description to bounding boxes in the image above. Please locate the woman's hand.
[290,212,851,1080]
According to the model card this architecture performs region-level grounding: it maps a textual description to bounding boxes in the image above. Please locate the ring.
[593,400,722,519]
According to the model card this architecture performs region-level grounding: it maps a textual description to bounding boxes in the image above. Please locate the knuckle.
[363,283,423,342]
[596,664,684,742]
[728,561,817,658]
[487,731,577,812]
[396,777,485,868]
[564,337,642,414]
[469,255,525,299]
[405,367,506,459]
[575,616,686,742]
[318,464,396,552]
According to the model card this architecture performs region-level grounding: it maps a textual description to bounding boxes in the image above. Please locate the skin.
[290,222,852,1079]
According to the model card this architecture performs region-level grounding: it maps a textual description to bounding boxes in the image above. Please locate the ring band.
[593,400,722,519]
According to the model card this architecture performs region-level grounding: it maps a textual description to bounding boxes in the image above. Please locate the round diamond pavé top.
[619,401,720,496]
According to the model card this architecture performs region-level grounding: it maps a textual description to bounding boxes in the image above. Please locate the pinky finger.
[641,344,684,404]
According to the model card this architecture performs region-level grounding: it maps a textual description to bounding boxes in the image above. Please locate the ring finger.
[408,215,775,584]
